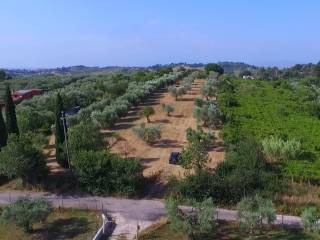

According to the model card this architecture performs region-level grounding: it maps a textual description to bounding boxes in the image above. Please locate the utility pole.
[61,110,71,169]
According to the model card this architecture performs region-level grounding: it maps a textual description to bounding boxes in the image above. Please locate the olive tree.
[301,207,320,232]
[133,123,161,144]
[139,106,155,123]
[2,197,53,232]
[179,140,210,172]
[161,103,175,116]
[237,194,276,233]
[0,134,48,185]
[193,102,221,129]
[165,197,216,240]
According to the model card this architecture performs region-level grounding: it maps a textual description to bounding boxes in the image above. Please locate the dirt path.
[109,79,225,182]
[43,134,69,174]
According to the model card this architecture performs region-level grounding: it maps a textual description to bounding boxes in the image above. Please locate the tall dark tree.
[0,109,8,148]
[5,86,19,135]
[205,63,224,75]
[54,93,68,167]
[0,70,6,81]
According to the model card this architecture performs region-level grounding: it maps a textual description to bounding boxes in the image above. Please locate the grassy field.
[0,209,100,240]
[221,79,320,182]
[138,221,319,240]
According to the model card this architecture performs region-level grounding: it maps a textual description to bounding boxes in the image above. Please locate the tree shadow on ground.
[153,139,182,148]
[34,217,90,240]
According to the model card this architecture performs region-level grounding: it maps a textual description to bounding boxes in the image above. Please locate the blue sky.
[1,0,319,68]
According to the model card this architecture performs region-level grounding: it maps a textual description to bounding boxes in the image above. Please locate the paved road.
[0,191,302,239]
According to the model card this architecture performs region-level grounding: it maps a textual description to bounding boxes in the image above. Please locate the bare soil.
[108,79,225,182]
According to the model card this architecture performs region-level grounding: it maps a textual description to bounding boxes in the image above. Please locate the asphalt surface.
[0,191,302,239]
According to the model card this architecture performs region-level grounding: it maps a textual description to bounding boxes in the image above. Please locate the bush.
[72,150,143,196]
[186,127,215,149]
[68,121,105,155]
[133,123,161,144]
[0,134,48,184]
[301,207,320,232]
[237,194,276,233]
[179,141,209,172]
[161,104,175,116]
[193,102,221,128]
[165,197,216,239]
[2,197,53,232]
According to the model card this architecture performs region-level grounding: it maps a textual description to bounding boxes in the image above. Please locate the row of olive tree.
[168,71,199,101]
[68,72,183,128]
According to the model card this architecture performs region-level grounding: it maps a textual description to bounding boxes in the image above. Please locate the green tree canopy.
[165,197,216,240]
[0,109,8,148]
[237,194,276,233]
[205,64,224,75]
[0,134,48,184]
[5,85,19,135]
[2,197,53,232]
[139,106,155,123]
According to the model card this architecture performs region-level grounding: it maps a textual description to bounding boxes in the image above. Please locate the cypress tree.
[4,85,19,135]
[55,93,68,167]
[0,109,8,148]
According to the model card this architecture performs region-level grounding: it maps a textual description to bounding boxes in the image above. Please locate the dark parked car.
[169,152,180,165]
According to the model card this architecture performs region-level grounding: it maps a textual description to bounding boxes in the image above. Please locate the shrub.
[301,207,320,232]
[133,123,161,144]
[68,121,105,155]
[165,197,216,239]
[161,104,175,116]
[179,141,210,172]
[72,150,143,196]
[186,127,215,149]
[193,102,221,128]
[237,194,276,233]
[0,134,48,185]
[1,197,53,232]
[262,136,301,163]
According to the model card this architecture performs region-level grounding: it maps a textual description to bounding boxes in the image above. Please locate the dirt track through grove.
[109,79,225,181]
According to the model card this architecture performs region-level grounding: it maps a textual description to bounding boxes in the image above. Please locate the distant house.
[242,75,255,80]
[11,89,45,103]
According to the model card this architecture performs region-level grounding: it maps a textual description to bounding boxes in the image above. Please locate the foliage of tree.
[193,101,221,128]
[165,197,216,240]
[170,138,282,204]
[0,110,8,148]
[0,134,48,184]
[1,197,53,232]
[237,194,276,233]
[201,72,219,100]
[205,64,224,75]
[17,106,53,134]
[133,123,161,144]
[168,86,184,101]
[5,85,19,135]
[72,150,143,196]
[262,136,301,163]
[0,69,6,81]
[68,121,105,155]
[161,103,175,116]
[301,207,320,232]
[179,140,210,172]
[139,106,155,123]
[186,127,215,149]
